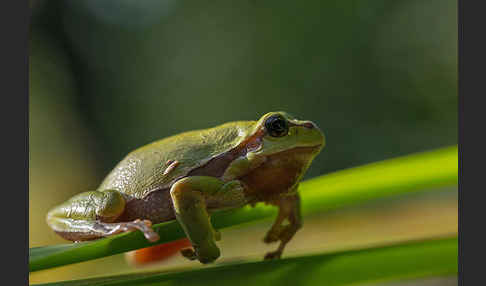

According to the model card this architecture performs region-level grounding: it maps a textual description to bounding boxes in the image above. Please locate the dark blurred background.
[29,0,457,284]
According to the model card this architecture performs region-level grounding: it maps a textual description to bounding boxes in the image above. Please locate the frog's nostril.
[303,122,315,129]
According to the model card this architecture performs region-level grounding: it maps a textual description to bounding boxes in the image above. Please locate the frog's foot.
[101,219,160,242]
[180,248,198,260]
[180,242,220,264]
[263,223,300,260]
[264,249,282,260]
[196,243,221,264]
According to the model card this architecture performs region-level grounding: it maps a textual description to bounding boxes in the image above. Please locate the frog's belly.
[117,189,176,224]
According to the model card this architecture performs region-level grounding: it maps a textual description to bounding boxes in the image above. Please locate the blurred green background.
[29,0,457,285]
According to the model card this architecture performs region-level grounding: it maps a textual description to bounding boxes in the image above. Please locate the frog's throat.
[238,145,320,201]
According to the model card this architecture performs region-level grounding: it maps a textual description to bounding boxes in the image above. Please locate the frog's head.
[248,111,325,157]
[239,111,325,195]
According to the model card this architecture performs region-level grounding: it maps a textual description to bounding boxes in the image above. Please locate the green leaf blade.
[34,236,458,286]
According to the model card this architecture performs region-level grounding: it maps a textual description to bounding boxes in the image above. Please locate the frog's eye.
[265,114,289,137]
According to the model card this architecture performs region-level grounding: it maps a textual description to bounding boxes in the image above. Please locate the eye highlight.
[265,114,289,137]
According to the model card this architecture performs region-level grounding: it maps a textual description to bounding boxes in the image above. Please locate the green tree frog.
[47,112,325,263]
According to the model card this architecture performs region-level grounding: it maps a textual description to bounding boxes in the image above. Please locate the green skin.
[47,112,325,263]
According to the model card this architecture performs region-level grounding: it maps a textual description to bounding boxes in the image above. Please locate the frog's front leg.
[46,189,159,242]
[263,192,302,260]
[170,176,246,264]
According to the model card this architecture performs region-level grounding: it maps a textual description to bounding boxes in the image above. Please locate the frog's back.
[98,121,255,198]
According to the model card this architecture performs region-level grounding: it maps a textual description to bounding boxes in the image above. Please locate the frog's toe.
[126,219,160,242]
[264,250,282,260]
[180,244,220,263]
[180,248,198,260]
[195,244,221,264]
[198,252,220,264]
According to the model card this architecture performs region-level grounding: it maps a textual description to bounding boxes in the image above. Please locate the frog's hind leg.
[170,176,246,264]
[46,189,159,242]
[263,193,302,260]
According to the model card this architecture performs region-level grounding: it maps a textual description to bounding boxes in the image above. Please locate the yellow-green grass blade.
[29,145,457,272]
[33,236,458,286]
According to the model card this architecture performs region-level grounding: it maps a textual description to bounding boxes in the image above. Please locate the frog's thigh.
[170,176,245,264]
[46,190,159,242]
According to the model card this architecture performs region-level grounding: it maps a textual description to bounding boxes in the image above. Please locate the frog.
[46,111,325,263]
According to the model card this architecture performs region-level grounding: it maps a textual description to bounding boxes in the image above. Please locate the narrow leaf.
[34,236,458,286]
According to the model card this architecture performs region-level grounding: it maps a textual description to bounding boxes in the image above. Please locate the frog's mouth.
[267,143,323,158]
[270,144,322,161]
